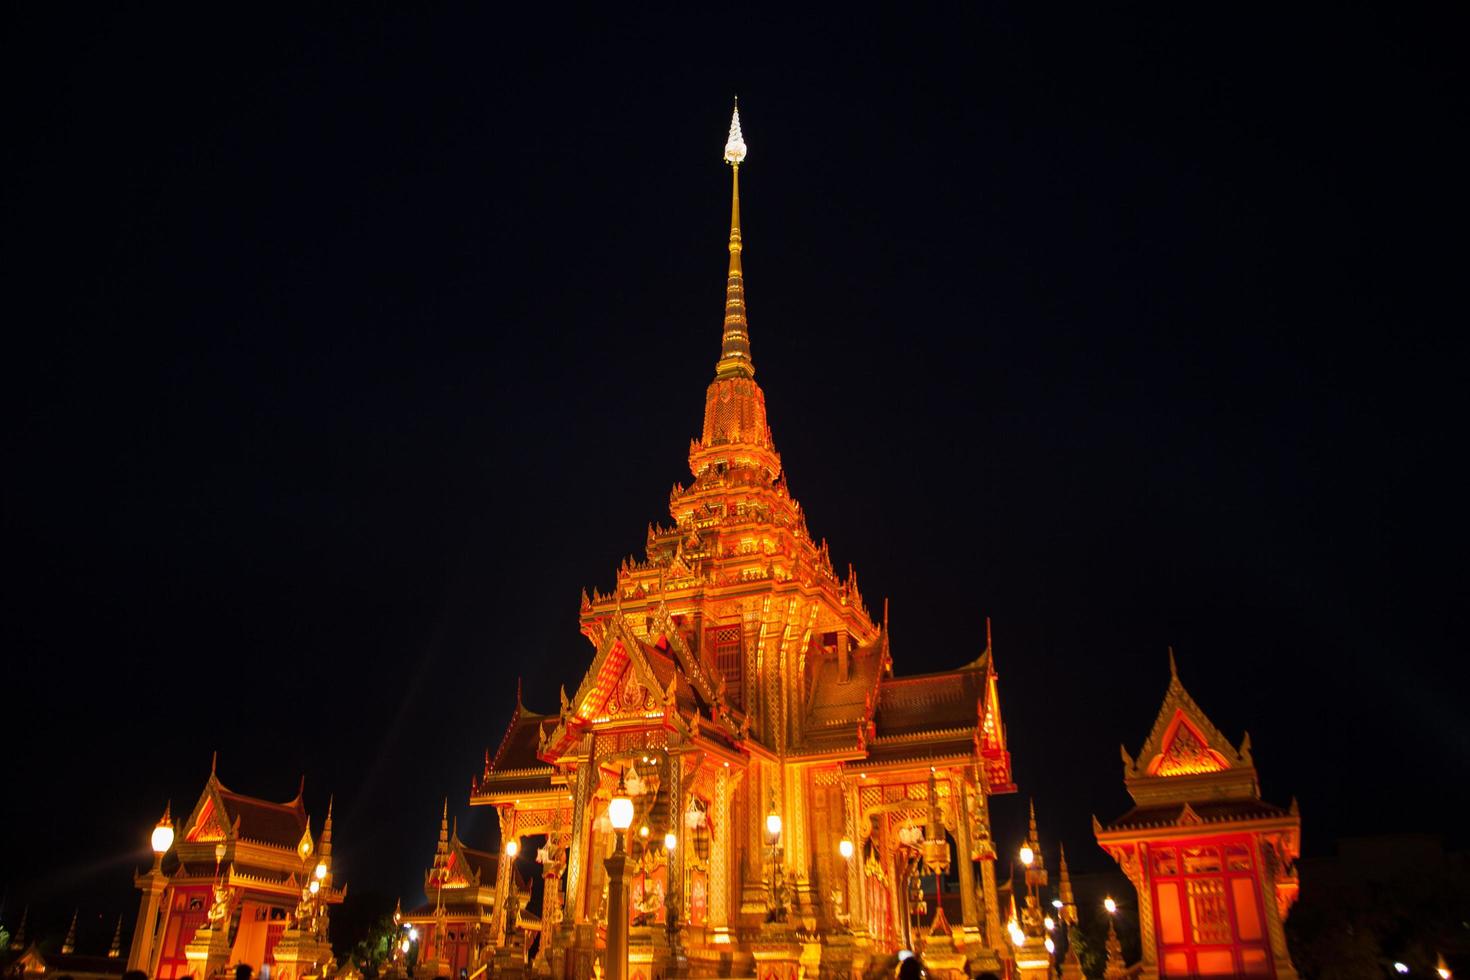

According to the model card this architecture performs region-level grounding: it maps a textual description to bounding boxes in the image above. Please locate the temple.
[127,763,344,980]
[470,105,1017,979]
[395,802,513,978]
[1094,652,1301,979]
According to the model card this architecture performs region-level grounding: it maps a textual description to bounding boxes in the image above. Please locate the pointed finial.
[1028,798,1038,839]
[985,616,993,655]
[1168,645,1178,680]
[109,915,123,957]
[62,909,77,954]
[298,773,306,799]
[714,101,754,380]
[210,750,218,774]
[723,99,747,165]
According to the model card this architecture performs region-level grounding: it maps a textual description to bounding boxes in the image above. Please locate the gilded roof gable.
[1122,650,1257,804]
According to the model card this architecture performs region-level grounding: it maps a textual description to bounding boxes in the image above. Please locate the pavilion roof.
[1099,798,1294,833]
[873,666,984,738]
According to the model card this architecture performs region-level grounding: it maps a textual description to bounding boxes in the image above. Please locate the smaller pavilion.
[1095,652,1300,979]
[397,802,502,978]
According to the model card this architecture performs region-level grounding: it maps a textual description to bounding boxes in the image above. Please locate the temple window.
[1182,846,1222,874]
[1152,847,1178,877]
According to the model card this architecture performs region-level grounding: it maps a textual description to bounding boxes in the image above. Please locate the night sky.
[4,5,1467,952]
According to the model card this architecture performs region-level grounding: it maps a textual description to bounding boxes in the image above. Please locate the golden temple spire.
[715,100,754,380]
[108,914,123,957]
[435,798,450,867]
[62,909,77,955]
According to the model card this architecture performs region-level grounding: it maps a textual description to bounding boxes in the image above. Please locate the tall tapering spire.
[108,915,123,957]
[715,100,753,380]
[62,909,77,955]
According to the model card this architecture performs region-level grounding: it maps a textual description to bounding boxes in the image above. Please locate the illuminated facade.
[471,107,1017,979]
[129,765,343,980]
[1095,653,1300,979]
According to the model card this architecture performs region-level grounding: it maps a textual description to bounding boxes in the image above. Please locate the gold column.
[710,764,731,931]
[565,760,593,921]
[1257,840,1300,980]
[494,806,516,942]
[951,772,981,942]
[666,753,684,922]
[843,780,866,936]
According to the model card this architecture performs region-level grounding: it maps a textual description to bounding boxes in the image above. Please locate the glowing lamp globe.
[1104,896,1117,914]
[504,840,519,858]
[400,939,411,954]
[308,879,320,895]
[765,811,782,837]
[1052,899,1063,909]
[408,927,419,942]
[1044,916,1055,932]
[151,820,174,855]
[1019,844,1035,867]
[839,838,855,860]
[314,861,328,880]
[639,825,650,840]
[608,795,634,832]
[1044,937,1056,955]
[664,832,677,851]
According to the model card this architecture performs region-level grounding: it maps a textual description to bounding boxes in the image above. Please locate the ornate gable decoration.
[543,614,675,758]
[1123,650,1253,784]
[184,774,234,844]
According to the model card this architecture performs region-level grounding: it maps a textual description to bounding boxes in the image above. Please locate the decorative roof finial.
[723,99,747,166]
[62,909,77,955]
[108,915,123,957]
[1168,645,1178,680]
[714,100,754,380]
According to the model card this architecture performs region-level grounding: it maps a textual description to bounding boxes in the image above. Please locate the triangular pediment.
[183,775,233,843]
[572,615,669,722]
[1122,652,1259,804]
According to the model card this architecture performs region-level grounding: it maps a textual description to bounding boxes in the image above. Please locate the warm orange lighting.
[639,825,650,839]
[1019,844,1035,867]
[664,831,677,851]
[151,809,174,855]
[839,838,854,860]
[308,879,320,895]
[505,839,519,858]
[314,861,328,880]
[766,811,782,837]
[608,795,634,831]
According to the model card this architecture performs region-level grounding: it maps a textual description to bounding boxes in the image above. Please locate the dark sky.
[4,4,1467,951]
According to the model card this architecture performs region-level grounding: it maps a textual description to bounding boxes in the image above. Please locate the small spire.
[714,100,754,381]
[1168,645,1178,680]
[11,905,27,951]
[62,909,77,955]
[210,750,218,774]
[108,915,123,957]
[985,616,993,656]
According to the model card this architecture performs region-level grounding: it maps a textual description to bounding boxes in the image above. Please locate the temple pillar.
[1258,840,1300,980]
[950,772,980,942]
[127,869,169,972]
[565,761,593,923]
[495,805,518,943]
[709,764,732,935]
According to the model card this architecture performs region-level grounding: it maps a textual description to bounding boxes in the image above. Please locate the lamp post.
[764,793,788,923]
[605,771,635,980]
[128,804,174,972]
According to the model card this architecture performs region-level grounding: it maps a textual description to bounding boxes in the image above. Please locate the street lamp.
[505,839,520,858]
[604,771,634,980]
[839,837,854,860]
[1104,896,1117,915]
[664,831,677,852]
[1019,844,1035,867]
[151,805,175,868]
